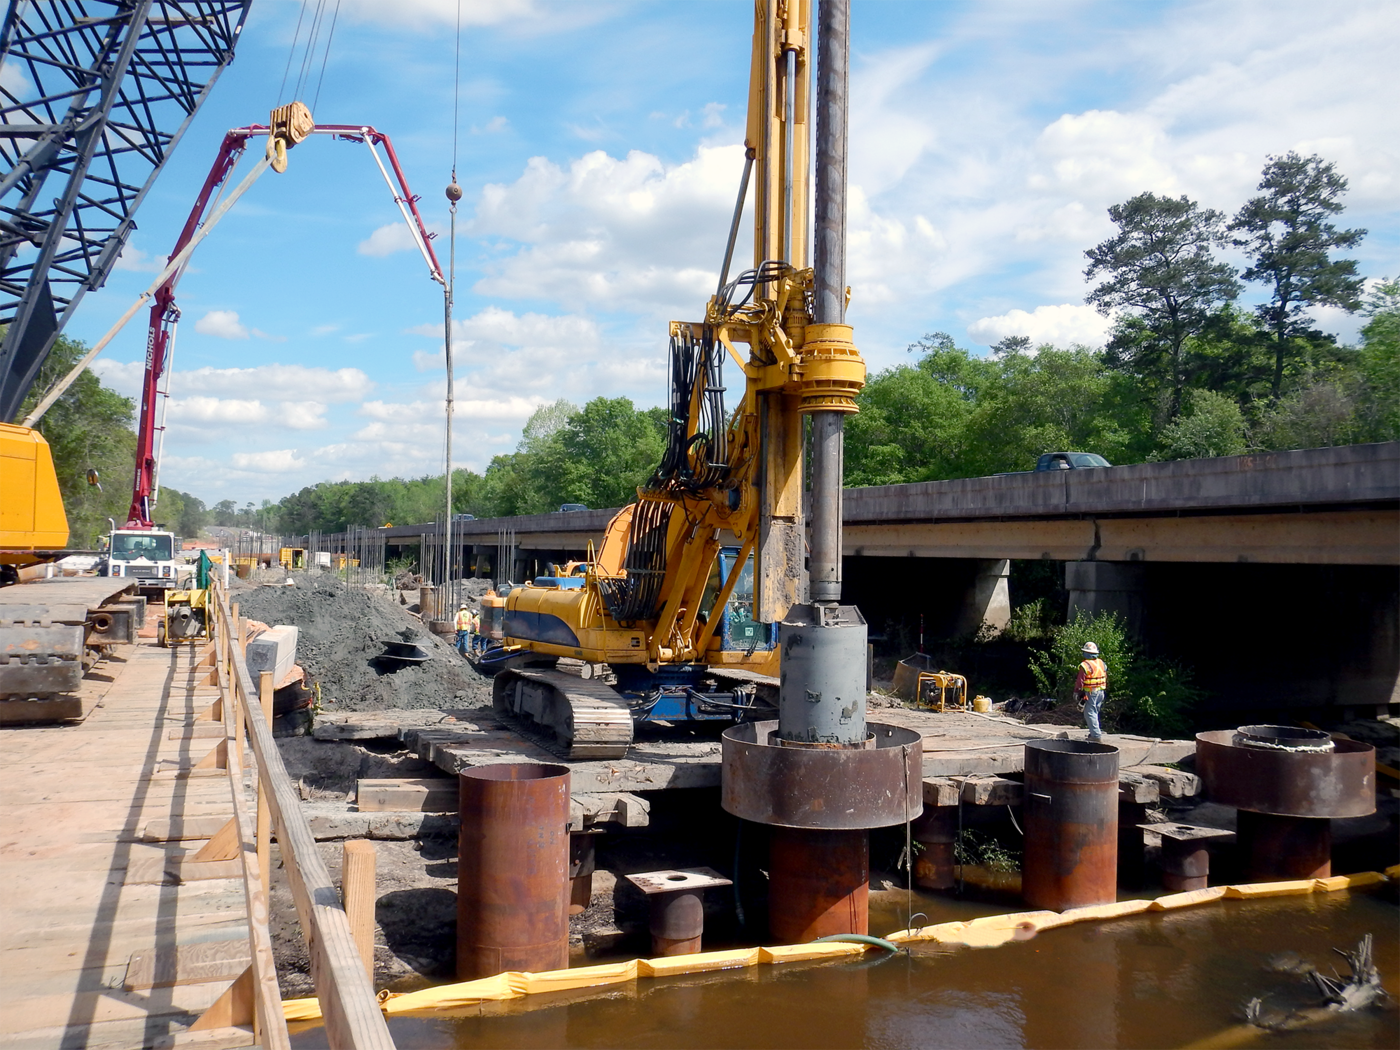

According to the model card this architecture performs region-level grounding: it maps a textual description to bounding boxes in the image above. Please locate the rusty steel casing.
[911,806,957,891]
[457,763,570,980]
[769,827,868,943]
[1022,739,1119,912]
[721,720,921,830]
[1195,731,1375,818]
[1237,810,1332,881]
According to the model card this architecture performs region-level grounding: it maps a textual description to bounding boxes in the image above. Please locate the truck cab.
[103,529,180,592]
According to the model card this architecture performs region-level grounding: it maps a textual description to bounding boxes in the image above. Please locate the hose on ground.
[812,933,903,953]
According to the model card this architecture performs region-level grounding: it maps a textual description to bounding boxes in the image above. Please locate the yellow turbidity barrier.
[282,942,867,1022]
[282,869,1394,1023]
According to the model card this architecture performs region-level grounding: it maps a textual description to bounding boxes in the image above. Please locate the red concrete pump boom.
[126,124,444,528]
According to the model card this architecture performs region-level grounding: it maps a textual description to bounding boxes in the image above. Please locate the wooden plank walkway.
[0,637,255,1050]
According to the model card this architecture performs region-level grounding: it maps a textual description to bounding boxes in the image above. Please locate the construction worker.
[470,607,484,652]
[1075,641,1108,742]
[454,603,472,657]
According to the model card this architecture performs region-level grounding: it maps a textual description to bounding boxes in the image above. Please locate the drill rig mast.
[489,0,867,758]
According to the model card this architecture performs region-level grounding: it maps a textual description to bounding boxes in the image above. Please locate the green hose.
[812,933,903,953]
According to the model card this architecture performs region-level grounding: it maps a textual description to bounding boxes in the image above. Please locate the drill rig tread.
[493,667,634,759]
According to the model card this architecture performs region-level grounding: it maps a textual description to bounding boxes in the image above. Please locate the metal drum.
[1022,739,1119,911]
[457,763,570,979]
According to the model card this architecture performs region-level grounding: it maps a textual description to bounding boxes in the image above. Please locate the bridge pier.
[1066,561,1146,636]
[953,559,1011,638]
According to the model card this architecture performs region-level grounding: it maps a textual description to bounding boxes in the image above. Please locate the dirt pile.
[234,575,493,711]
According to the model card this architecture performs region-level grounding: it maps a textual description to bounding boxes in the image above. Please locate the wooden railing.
[207,576,395,1049]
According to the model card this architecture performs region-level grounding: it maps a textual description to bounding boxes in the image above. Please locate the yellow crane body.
[0,422,70,568]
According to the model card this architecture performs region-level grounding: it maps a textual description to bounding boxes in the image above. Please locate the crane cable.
[277,0,342,110]
[442,0,463,598]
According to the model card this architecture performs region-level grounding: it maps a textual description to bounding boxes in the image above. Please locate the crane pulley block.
[267,101,315,173]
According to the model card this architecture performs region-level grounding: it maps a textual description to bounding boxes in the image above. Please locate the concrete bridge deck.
[0,637,256,1049]
[376,441,1399,567]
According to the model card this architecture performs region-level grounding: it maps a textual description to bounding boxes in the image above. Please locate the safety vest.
[1080,658,1107,690]
[455,608,472,631]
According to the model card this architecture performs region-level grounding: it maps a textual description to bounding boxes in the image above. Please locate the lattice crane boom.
[0,0,252,422]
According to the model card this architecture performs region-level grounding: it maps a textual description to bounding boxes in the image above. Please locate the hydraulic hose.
[811,933,902,953]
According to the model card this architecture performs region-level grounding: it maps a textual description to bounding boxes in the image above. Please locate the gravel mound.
[235,575,493,712]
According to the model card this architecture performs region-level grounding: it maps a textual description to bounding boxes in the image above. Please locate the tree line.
[19,152,1398,538]
[18,336,209,547]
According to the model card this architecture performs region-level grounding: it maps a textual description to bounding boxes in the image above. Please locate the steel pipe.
[456,763,570,979]
[776,603,868,745]
[812,0,847,327]
[911,806,956,891]
[769,827,867,943]
[1022,739,1119,911]
[808,413,844,603]
[1237,810,1332,881]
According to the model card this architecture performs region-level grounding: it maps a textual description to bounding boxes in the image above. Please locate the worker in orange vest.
[1075,641,1108,742]
[454,603,473,657]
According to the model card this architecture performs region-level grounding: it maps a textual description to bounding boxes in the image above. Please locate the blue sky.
[38,0,1400,505]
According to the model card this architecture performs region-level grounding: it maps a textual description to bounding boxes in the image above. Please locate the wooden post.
[257,670,274,899]
[342,840,377,982]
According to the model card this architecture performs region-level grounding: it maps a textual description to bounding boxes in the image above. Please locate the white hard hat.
[1082,642,1099,655]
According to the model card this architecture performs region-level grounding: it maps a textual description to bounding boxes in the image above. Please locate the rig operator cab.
[103,528,181,594]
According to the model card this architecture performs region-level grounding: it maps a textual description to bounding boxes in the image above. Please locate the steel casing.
[1195,731,1375,818]
[1022,739,1120,911]
[721,719,921,829]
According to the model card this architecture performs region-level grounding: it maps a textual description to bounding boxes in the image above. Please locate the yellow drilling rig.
[484,0,867,758]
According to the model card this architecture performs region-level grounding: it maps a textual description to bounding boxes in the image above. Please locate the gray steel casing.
[776,603,867,745]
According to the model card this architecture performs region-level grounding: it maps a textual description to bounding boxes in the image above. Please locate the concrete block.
[245,625,298,685]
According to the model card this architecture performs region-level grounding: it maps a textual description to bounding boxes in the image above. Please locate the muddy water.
[295,890,1398,1049]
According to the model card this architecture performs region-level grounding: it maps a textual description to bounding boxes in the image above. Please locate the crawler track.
[492,667,634,759]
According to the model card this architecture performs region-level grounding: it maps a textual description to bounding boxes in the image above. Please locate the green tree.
[1356,278,1400,441]
[1152,388,1248,460]
[845,333,993,485]
[1230,152,1366,401]
[1085,192,1241,418]
[17,335,137,547]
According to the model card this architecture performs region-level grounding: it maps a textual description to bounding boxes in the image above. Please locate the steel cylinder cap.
[446,180,463,202]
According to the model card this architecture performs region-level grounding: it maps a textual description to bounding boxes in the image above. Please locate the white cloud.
[194,310,249,339]
[174,364,374,403]
[406,306,665,407]
[359,395,545,425]
[467,145,748,319]
[0,60,29,95]
[357,223,425,257]
[967,304,1113,349]
[231,449,306,473]
[473,116,509,134]
[168,397,267,425]
[113,244,168,273]
[165,397,328,431]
